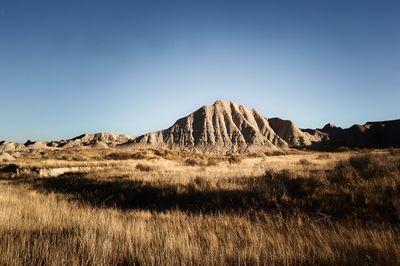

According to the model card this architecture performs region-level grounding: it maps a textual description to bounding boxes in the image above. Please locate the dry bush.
[105,151,147,160]
[264,150,289,156]
[40,151,86,161]
[136,163,153,172]
[318,153,400,222]
[228,155,242,164]
[60,155,89,161]
[299,158,312,166]
[153,149,167,157]
[185,158,207,167]
[153,149,182,161]
[247,152,266,158]
[248,155,400,223]
[206,158,219,166]
[317,153,331,159]
[328,160,359,187]
[388,147,400,156]
[349,154,399,179]
[152,149,222,167]
[0,164,41,179]
[328,153,400,188]
[336,146,350,152]
[184,154,222,166]
[255,170,325,202]
[0,164,19,173]
[188,176,212,191]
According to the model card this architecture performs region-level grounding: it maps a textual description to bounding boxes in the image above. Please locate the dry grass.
[0,148,399,265]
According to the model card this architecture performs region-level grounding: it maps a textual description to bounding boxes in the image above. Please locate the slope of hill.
[129,100,288,152]
[2,101,398,152]
[56,132,133,148]
[69,132,132,147]
[0,141,27,153]
[314,119,400,149]
[268,118,327,147]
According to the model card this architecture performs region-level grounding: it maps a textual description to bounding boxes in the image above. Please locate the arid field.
[1,148,400,265]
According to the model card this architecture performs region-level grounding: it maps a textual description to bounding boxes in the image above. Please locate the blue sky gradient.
[1,0,399,142]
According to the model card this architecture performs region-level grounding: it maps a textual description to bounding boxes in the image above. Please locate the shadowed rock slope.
[130,100,289,152]
[268,118,327,147]
[311,119,400,149]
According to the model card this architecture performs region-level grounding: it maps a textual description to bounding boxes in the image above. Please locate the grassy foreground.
[0,148,399,265]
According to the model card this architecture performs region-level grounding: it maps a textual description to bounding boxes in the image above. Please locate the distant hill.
[268,117,327,147]
[1,100,399,153]
[128,100,290,152]
[126,100,400,152]
[57,132,133,149]
[307,119,400,150]
[16,133,133,150]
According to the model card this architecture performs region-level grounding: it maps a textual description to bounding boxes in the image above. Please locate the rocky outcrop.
[130,100,288,152]
[268,118,326,147]
[0,153,16,162]
[314,119,400,149]
[24,140,49,149]
[71,132,132,145]
[18,133,133,150]
[0,141,27,153]
[59,132,133,148]
[3,100,397,153]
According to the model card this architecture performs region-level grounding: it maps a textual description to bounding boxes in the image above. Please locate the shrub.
[317,153,331,159]
[336,146,350,152]
[0,164,19,173]
[255,170,324,201]
[328,153,400,188]
[206,159,219,166]
[349,154,393,179]
[185,158,207,167]
[388,148,400,156]
[153,149,167,157]
[299,159,312,166]
[188,176,211,191]
[256,170,291,200]
[106,152,147,160]
[228,155,242,164]
[153,149,181,160]
[264,150,288,156]
[136,163,153,172]
[328,160,360,187]
[285,176,323,199]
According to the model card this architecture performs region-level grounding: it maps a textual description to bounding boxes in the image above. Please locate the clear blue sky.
[1,0,399,142]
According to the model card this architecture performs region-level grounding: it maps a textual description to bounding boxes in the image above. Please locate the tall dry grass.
[0,148,399,265]
[1,183,399,265]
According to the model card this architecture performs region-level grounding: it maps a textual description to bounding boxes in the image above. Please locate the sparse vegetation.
[298,158,312,166]
[228,155,243,164]
[136,163,153,172]
[185,158,207,167]
[317,153,331,159]
[0,148,399,265]
[348,153,399,179]
[105,151,148,160]
[389,147,400,156]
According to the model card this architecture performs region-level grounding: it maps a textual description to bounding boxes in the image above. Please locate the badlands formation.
[1,100,399,157]
[131,100,318,152]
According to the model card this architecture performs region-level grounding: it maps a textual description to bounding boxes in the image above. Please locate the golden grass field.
[1,148,399,265]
